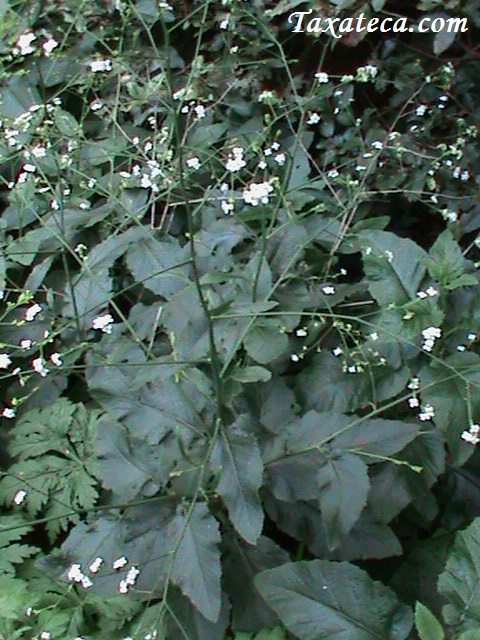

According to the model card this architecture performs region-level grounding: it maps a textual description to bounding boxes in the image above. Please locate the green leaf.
[433,25,457,55]
[358,230,427,305]
[126,235,191,298]
[54,108,79,136]
[415,602,445,640]
[0,576,31,619]
[426,229,473,289]
[167,502,222,622]
[231,366,272,383]
[317,453,369,549]
[0,515,37,575]
[211,416,264,544]
[255,560,413,640]
[243,318,288,365]
[438,517,480,632]
[457,631,480,640]
[223,535,289,632]
[0,400,100,538]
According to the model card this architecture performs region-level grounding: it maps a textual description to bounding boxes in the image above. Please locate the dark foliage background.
[0,0,480,638]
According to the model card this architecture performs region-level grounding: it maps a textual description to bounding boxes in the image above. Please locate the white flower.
[13,489,27,505]
[315,71,329,84]
[407,377,420,390]
[32,357,49,377]
[25,303,42,321]
[89,58,113,73]
[15,31,36,55]
[332,347,343,357]
[408,396,420,408]
[186,156,201,170]
[220,17,229,29]
[416,105,427,117]
[0,353,11,368]
[307,112,321,125]
[81,575,93,589]
[467,332,477,341]
[356,65,378,82]
[113,556,128,570]
[425,286,438,297]
[67,563,83,582]
[2,407,15,418]
[274,153,286,166]
[194,104,206,119]
[372,141,383,150]
[91,100,104,111]
[88,557,103,573]
[125,565,140,585]
[92,313,114,333]
[50,353,62,366]
[369,332,379,341]
[290,354,300,362]
[422,326,441,340]
[296,328,308,337]
[225,147,246,172]
[43,37,58,56]
[243,181,274,206]
[461,427,480,445]
[327,169,339,179]
[40,632,51,640]
[258,160,267,170]
[322,286,335,295]
[419,403,435,421]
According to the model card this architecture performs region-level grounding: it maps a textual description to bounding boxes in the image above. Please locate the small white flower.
[186,156,201,170]
[50,353,62,366]
[467,332,477,341]
[307,112,321,125]
[408,377,420,390]
[225,147,246,172]
[91,100,104,111]
[220,17,229,29]
[32,357,49,377]
[290,354,300,362]
[15,30,36,55]
[372,141,383,150]
[419,403,435,421]
[88,557,103,574]
[113,556,128,570]
[13,489,27,505]
[125,565,140,585]
[92,313,114,333]
[416,105,427,117]
[322,286,335,295]
[296,328,308,337]
[119,579,129,594]
[243,181,274,206]
[315,71,329,84]
[408,396,420,408]
[461,429,480,445]
[369,332,379,341]
[347,364,357,374]
[25,303,42,321]
[332,347,343,357]
[274,153,286,166]
[67,563,83,582]
[258,160,267,170]
[43,37,58,56]
[89,58,113,73]
[461,170,470,181]
[81,575,93,589]
[2,407,15,418]
[457,344,466,352]
[0,353,11,368]
[327,169,339,179]
[194,104,206,119]
[40,632,51,640]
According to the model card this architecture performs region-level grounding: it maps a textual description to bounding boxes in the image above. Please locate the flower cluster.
[461,424,480,445]
[243,181,274,206]
[421,326,441,352]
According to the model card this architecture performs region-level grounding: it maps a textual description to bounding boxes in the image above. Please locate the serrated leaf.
[167,502,221,622]
[415,602,445,640]
[243,318,288,365]
[255,560,413,640]
[426,229,472,289]
[211,417,264,544]
[359,230,427,305]
[317,453,369,549]
[438,517,480,631]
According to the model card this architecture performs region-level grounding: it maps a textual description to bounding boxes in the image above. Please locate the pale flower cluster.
[243,181,274,206]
